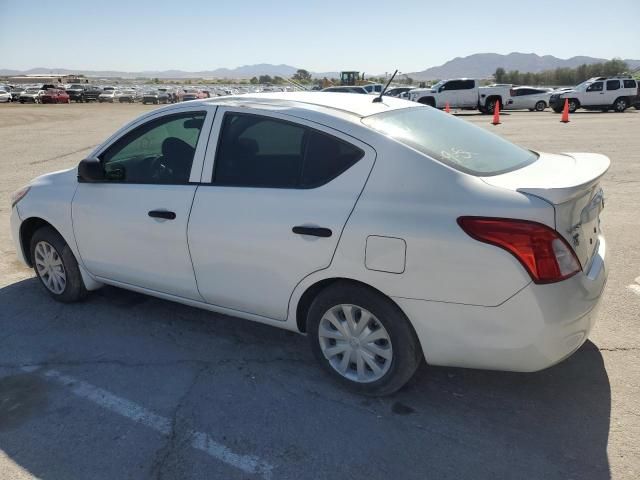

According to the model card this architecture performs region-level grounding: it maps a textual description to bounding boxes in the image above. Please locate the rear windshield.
[362,106,537,176]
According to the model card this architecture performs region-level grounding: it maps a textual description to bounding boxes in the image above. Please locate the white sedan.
[504,86,553,111]
[0,89,11,103]
[10,92,608,395]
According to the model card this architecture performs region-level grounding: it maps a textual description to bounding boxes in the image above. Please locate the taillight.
[457,217,581,284]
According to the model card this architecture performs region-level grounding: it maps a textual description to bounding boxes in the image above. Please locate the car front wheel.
[30,226,88,302]
[307,282,422,396]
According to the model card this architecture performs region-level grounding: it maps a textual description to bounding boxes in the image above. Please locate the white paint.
[628,277,640,297]
[21,367,273,479]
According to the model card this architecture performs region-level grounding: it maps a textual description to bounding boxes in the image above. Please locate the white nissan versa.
[10,92,608,395]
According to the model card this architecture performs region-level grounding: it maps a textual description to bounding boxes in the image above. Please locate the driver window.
[586,82,603,92]
[100,111,206,184]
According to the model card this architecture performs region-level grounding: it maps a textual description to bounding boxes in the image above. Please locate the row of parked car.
[0,83,294,105]
[322,75,640,114]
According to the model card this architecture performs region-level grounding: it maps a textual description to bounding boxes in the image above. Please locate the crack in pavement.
[0,355,313,372]
[28,145,99,165]
[151,364,209,480]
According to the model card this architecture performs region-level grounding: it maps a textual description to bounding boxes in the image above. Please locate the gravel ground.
[0,102,638,480]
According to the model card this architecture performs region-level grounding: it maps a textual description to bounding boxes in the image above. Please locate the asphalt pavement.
[0,103,638,479]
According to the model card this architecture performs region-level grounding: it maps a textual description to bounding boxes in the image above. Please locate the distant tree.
[272,76,286,85]
[292,69,312,83]
[249,76,259,85]
[494,67,506,83]
[258,75,273,84]
[403,76,414,86]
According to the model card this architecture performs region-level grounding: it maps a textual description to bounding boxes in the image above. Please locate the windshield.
[26,88,39,93]
[430,81,444,90]
[362,106,537,176]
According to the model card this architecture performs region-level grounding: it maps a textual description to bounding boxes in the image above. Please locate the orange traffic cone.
[445,102,451,113]
[560,98,570,123]
[491,101,501,125]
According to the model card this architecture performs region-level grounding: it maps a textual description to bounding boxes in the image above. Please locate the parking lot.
[0,102,639,479]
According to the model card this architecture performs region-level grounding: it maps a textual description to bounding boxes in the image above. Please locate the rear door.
[438,80,475,108]
[604,79,621,105]
[188,109,376,320]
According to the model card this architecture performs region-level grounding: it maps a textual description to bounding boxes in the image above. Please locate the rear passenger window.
[606,80,620,91]
[623,79,637,88]
[214,113,364,188]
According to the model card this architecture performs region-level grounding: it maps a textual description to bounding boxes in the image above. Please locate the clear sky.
[1,0,638,73]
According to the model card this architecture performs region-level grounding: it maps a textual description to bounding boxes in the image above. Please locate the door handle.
[148,210,176,220]
[292,226,332,238]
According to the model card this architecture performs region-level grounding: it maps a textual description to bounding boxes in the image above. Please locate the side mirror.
[77,157,104,182]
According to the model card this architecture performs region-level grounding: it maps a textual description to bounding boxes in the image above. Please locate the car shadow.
[0,278,611,479]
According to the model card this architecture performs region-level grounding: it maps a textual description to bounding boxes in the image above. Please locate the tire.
[307,281,423,396]
[485,98,501,114]
[613,97,628,112]
[417,97,435,107]
[534,101,546,112]
[30,226,88,303]
[568,99,579,113]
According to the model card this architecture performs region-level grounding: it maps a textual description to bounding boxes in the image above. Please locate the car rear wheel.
[30,227,88,303]
[534,101,546,111]
[613,98,628,112]
[485,98,501,114]
[307,282,422,396]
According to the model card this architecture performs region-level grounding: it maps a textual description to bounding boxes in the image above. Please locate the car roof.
[202,92,418,119]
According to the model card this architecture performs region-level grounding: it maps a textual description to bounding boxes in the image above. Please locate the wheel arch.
[19,217,57,267]
[485,95,503,107]
[18,216,102,290]
[293,276,408,334]
[417,96,435,107]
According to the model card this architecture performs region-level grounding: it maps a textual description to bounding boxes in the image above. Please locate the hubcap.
[34,241,66,294]
[318,304,393,383]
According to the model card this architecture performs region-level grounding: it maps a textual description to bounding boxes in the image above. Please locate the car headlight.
[10,185,30,208]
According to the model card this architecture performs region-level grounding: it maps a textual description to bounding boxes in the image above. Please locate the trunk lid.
[481,152,610,268]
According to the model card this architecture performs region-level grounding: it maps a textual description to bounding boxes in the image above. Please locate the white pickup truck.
[408,79,510,113]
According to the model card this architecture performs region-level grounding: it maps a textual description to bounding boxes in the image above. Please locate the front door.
[188,109,376,320]
[584,80,606,105]
[73,107,213,300]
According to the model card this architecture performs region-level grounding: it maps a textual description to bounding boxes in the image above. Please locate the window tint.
[100,112,205,184]
[443,80,474,91]
[442,81,461,91]
[586,82,603,92]
[214,113,364,188]
[623,79,637,88]
[606,80,620,91]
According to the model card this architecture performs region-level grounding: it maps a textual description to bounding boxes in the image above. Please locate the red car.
[41,89,71,104]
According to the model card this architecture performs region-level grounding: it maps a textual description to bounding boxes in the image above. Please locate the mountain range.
[407,52,640,80]
[2,53,639,80]
[0,64,339,80]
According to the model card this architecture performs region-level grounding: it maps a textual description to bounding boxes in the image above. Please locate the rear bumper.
[395,235,607,372]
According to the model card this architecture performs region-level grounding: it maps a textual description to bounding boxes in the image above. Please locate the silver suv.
[549,75,639,113]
